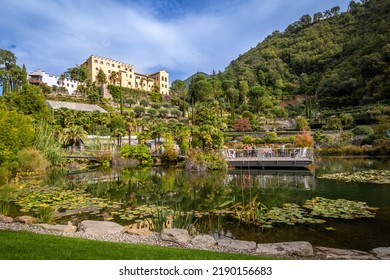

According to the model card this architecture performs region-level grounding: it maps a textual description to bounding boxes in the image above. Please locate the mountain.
[221,0,390,109]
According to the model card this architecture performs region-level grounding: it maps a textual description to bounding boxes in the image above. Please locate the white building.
[28,69,84,95]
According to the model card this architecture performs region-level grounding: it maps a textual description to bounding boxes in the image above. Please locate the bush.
[0,167,9,186]
[242,135,254,144]
[97,152,113,167]
[120,144,153,166]
[352,126,374,136]
[160,147,179,166]
[185,148,227,171]
[17,148,49,172]
[294,131,314,147]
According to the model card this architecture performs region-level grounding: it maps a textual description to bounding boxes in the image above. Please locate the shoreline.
[1,221,388,260]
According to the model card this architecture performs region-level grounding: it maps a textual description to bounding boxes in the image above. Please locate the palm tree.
[109,71,118,85]
[59,125,88,152]
[111,128,126,148]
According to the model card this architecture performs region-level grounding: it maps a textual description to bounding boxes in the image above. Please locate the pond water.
[1,157,389,251]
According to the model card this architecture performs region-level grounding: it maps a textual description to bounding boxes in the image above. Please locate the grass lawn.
[0,230,279,260]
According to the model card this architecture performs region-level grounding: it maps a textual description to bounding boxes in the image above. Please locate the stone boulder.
[78,220,124,235]
[256,241,314,257]
[122,227,155,237]
[314,246,377,260]
[218,239,257,250]
[192,235,217,248]
[36,222,77,233]
[370,247,390,260]
[14,215,37,225]
[0,214,14,223]
[161,228,192,244]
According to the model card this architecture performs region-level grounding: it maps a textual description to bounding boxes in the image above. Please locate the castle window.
[106,62,110,66]
[94,59,98,63]
[100,61,103,64]
[112,64,115,67]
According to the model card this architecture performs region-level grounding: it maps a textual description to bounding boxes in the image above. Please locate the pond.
[1,157,389,251]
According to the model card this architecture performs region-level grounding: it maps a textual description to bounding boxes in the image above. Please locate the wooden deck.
[224,148,314,169]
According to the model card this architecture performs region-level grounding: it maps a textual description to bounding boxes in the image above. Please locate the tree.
[233,118,251,132]
[62,65,87,82]
[0,110,35,168]
[0,49,22,94]
[95,68,107,86]
[170,80,188,116]
[59,125,88,152]
[294,131,314,147]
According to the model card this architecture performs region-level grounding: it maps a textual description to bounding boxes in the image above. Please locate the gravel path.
[0,221,267,258]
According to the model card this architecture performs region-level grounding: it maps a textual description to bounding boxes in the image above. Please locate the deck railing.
[222,147,314,160]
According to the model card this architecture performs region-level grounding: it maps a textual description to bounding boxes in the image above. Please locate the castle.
[28,55,169,95]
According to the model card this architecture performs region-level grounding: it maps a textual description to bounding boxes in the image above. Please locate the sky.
[1,0,352,84]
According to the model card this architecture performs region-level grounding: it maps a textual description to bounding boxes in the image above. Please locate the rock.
[218,239,257,250]
[192,235,217,248]
[0,214,14,223]
[36,223,77,233]
[314,246,377,260]
[78,220,124,235]
[370,247,390,260]
[256,241,314,257]
[14,215,37,225]
[122,227,155,237]
[161,228,192,244]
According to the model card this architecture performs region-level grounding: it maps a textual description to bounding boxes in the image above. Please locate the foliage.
[222,0,390,110]
[294,131,314,147]
[242,135,254,144]
[233,118,251,132]
[160,147,179,166]
[120,144,153,166]
[295,116,309,131]
[33,121,64,166]
[59,125,88,151]
[323,117,342,130]
[96,152,113,167]
[352,125,374,136]
[17,148,49,173]
[0,110,35,170]
[185,148,228,171]
[318,170,390,184]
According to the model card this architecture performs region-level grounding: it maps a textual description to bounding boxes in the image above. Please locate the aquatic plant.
[303,197,378,219]
[318,170,390,184]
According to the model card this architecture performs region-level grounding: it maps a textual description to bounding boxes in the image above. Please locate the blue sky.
[1,0,351,83]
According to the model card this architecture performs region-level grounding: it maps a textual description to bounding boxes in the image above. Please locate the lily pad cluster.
[16,188,118,216]
[318,170,390,184]
[258,203,326,228]
[303,197,378,219]
[230,197,378,229]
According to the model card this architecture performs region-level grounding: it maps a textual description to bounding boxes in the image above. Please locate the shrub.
[97,152,113,167]
[0,167,9,186]
[160,147,178,165]
[233,118,251,132]
[185,148,227,171]
[17,148,49,172]
[295,116,310,131]
[294,131,314,147]
[120,144,153,166]
[242,135,254,144]
[352,126,374,136]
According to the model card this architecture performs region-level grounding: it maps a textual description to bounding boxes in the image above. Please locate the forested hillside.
[222,0,389,110]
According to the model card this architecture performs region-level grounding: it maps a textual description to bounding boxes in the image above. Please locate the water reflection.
[227,170,316,191]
